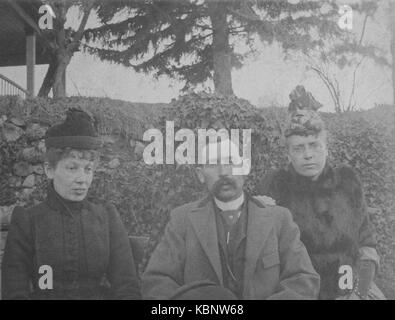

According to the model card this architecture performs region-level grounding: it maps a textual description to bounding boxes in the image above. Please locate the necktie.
[220,209,241,229]
[220,208,242,245]
[219,208,243,284]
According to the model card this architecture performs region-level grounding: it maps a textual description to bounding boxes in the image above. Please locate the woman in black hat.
[256,86,385,300]
[1,109,141,300]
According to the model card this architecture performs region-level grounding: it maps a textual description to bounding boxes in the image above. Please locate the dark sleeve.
[267,208,320,300]
[1,207,34,300]
[338,167,378,293]
[106,204,141,300]
[339,166,377,249]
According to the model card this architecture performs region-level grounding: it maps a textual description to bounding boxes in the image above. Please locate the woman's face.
[286,132,328,180]
[45,150,95,201]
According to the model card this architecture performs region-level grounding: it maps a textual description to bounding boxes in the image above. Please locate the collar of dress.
[46,181,87,213]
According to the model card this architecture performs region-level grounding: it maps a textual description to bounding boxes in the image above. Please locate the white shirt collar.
[214,192,245,211]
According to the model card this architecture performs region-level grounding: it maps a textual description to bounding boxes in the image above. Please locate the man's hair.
[45,147,100,169]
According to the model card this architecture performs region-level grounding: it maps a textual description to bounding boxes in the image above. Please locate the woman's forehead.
[287,133,324,145]
[61,150,96,164]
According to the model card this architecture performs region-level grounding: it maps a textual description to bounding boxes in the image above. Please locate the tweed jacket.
[142,195,320,300]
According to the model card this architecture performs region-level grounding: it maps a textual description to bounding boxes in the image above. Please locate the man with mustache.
[142,138,320,300]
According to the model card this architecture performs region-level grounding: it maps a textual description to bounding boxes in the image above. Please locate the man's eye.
[67,166,77,171]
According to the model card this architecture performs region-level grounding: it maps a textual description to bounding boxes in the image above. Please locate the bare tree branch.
[68,2,95,52]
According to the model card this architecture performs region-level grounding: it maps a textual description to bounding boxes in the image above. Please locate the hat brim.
[45,136,102,150]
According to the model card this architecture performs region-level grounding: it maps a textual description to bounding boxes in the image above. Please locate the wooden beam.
[0,53,50,67]
[5,0,43,36]
[391,1,395,106]
[5,0,55,51]
[26,28,36,97]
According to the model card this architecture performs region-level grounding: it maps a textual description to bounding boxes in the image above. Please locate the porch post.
[26,27,36,97]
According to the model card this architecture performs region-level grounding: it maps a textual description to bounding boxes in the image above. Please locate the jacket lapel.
[243,199,275,298]
[187,198,223,285]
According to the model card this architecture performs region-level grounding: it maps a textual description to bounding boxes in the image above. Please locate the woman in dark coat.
[257,86,385,300]
[1,109,141,300]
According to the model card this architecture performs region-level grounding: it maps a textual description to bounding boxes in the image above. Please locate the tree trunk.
[52,52,71,98]
[38,52,70,98]
[390,1,395,106]
[37,1,92,98]
[209,2,233,96]
[38,58,57,97]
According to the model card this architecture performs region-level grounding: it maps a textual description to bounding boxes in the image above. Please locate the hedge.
[0,93,394,296]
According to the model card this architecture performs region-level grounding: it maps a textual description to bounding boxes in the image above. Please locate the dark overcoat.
[1,185,141,300]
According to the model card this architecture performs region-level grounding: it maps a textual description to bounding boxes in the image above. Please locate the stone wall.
[0,96,159,299]
[1,95,394,299]
[0,111,49,300]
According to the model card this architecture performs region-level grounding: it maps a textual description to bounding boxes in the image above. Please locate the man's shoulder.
[165,198,207,233]
[249,197,294,227]
[170,198,207,217]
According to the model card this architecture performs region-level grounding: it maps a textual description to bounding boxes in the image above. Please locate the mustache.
[212,177,237,192]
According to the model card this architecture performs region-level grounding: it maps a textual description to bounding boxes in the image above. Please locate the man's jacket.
[142,196,320,300]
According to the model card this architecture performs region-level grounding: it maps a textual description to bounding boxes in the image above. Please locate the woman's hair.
[284,128,329,149]
[45,147,100,169]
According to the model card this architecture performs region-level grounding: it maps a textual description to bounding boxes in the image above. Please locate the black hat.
[45,108,101,149]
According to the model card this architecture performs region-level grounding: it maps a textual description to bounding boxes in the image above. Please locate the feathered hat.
[284,85,325,137]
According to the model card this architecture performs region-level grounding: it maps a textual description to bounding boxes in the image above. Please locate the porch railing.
[0,73,29,99]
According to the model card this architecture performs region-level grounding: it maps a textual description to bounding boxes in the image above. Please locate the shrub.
[1,95,394,294]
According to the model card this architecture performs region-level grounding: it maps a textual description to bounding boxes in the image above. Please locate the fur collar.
[272,161,364,210]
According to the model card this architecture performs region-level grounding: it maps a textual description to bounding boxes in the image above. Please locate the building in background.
[0,0,52,98]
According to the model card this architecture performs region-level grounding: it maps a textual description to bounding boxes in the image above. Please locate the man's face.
[196,159,245,202]
[286,132,328,180]
[45,151,95,201]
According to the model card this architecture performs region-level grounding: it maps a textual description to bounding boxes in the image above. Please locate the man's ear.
[195,167,205,184]
[286,153,292,164]
[44,162,54,179]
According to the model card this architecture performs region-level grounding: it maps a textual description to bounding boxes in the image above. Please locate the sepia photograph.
[0,0,394,306]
